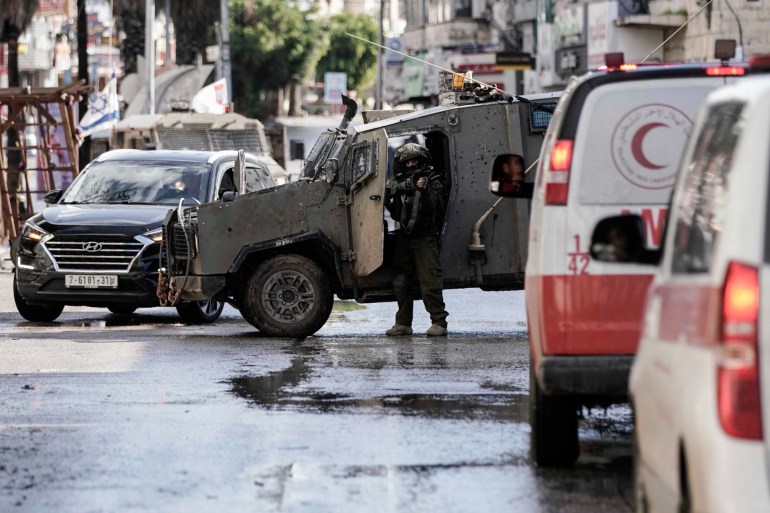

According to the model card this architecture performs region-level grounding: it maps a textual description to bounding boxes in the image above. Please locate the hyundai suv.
[11,149,278,322]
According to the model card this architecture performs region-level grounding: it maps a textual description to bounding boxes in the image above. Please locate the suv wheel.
[13,276,64,322]
[242,254,333,338]
[530,363,579,466]
[176,300,224,324]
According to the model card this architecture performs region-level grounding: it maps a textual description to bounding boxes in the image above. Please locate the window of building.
[455,0,472,17]
[290,140,305,161]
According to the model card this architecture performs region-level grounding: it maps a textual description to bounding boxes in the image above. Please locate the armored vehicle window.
[351,143,373,183]
[530,102,556,132]
[302,131,339,180]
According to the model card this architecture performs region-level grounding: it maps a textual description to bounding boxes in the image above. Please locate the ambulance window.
[670,101,745,274]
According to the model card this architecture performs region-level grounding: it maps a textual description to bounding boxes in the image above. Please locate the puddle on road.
[230,354,526,422]
[75,320,108,328]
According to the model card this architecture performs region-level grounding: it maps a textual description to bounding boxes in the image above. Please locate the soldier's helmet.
[394,143,432,176]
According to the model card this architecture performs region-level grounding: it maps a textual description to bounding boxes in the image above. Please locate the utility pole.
[214,22,223,81]
[165,0,172,66]
[145,0,155,114]
[220,0,233,105]
[374,0,384,109]
[77,0,90,167]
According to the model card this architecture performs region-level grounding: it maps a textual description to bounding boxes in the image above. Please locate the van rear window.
[575,78,724,205]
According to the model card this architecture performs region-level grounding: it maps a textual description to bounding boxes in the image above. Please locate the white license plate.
[65,274,118,289]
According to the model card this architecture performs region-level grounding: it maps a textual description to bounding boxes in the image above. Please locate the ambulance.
[590,70,770,513]
[521,52,761,466]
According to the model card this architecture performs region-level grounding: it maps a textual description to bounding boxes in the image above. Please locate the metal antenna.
[344,32,514,96]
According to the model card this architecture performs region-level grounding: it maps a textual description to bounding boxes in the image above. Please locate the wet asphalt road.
[0,269,633,513]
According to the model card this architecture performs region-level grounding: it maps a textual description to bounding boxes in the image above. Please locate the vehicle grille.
[44,237,147,272]
[172,223,190,259]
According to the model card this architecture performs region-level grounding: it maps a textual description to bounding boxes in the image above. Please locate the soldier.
[385,142,449,337]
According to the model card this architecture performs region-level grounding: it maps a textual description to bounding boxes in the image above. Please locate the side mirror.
[490,154,533,198]
[324,158,339,183]
[221,191,237,203]
[590,214,661,265]
[44,189,63,204]
[490,181,534,198]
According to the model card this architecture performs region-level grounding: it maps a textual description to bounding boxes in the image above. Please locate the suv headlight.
[144,227,164,243]
[21,221,49,243]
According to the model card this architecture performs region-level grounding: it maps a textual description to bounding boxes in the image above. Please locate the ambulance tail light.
[706,66,745,76]
[545,139,573,205]
[717,261,763,440]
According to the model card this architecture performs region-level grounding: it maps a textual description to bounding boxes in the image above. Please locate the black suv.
[12,149,278,322]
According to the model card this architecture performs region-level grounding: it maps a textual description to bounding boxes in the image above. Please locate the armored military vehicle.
[157,82,559,337]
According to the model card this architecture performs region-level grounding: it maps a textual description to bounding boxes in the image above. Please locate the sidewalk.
[1,240,13,272]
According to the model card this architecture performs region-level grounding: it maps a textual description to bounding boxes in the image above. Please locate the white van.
[590,72,770,513]
[521,56,762,466]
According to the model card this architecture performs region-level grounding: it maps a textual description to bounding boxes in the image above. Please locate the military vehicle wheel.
[530,362,579,466]
[242,254,333,338]
[14,276,64,322]
[108,305,137,315]
[176,300,225,324]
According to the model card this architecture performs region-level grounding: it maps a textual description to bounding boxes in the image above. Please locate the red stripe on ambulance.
[527,273,654,355]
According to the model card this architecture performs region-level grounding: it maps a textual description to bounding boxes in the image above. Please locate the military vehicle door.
[348,128,388,276]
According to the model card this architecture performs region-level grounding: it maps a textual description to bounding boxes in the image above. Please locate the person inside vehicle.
[384,142,449,337]
[493,154,526,193]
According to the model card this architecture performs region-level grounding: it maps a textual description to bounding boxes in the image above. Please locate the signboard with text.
[495,52,536,71]
[324,72,347,104]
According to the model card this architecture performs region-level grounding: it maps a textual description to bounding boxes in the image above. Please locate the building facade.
[395,0,770,100]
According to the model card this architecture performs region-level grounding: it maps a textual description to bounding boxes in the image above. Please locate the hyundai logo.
[82,242,103,252]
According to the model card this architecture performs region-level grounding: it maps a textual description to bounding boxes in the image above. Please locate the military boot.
[426,324,448,337]
[386,324,413,336]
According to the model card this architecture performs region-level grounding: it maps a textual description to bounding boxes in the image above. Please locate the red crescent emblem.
[631,122,667,170]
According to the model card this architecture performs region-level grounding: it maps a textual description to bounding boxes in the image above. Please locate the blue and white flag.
[79,75,120,137]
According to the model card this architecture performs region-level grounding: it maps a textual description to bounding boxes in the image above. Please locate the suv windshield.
[61,160,212,205]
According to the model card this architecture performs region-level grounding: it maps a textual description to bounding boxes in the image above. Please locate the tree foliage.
[169,0,219,65]
[1,0,40,86]
[0,0,38,41]
[230,0,324,118]
[315,13,378,94]
[113,0,151,75]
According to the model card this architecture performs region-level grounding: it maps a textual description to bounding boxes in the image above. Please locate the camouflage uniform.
[385,143,449,335]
